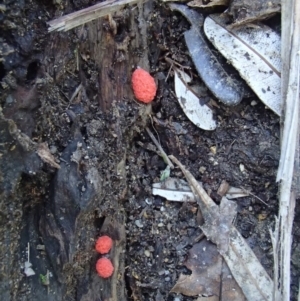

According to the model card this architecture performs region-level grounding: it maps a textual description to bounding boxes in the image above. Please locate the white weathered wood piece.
[48,0,143,32]
[272,0,300,300]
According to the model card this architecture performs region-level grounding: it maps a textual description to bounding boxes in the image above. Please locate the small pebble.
[145,198,152,205]
[135,220,143,228]
[50,145,57,154]
[148,246,154,252]
[210,146,217,155]
[6,94,14,104]
[144,250,151,257]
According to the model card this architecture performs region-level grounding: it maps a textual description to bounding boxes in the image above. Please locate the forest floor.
[0,0,299,300]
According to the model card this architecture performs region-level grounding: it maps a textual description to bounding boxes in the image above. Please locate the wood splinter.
[47,0,145,32]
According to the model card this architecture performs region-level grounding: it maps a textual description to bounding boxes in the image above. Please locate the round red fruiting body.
[95,235,113,254]
[96,257,114,278]
[131,68,157,103]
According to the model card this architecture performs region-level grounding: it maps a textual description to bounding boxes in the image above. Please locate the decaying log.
[40,2,153,300]
[0,1,154,300]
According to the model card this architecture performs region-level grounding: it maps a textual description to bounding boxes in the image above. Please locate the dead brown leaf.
[171,239,221,297]
[200,197,237,255]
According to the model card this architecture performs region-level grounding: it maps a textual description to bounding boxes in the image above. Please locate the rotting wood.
[0,1,154,299]
[79,2,150,112]
[41,2,153,298]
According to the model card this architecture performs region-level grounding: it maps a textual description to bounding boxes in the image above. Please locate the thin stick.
[27,242,30,262]
[169,155,214,209]
[165,57,191,70]
[67,83,83,108]
[145,127,174,169]
[240,187,269,207]
[46,270,50,294]
[149,115,161,146]
[165,63,173,82]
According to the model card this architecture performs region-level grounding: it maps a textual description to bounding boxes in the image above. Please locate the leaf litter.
[169,155,275,300]
[171,239,222,296]
[2,0,290,300]
[204,14,281,115]
[169,3,281,116]
[174,69,217,131]
[169,3,248,106]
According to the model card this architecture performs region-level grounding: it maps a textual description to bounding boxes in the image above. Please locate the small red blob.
[131,68,157,103]
[96,258,114,278]
[95,235,113,254]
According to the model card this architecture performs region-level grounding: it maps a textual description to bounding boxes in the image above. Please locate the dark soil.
[0,0,299,300]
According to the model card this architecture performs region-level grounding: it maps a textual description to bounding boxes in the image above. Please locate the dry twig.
[47,0,144,32]
[146,127,174,169]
